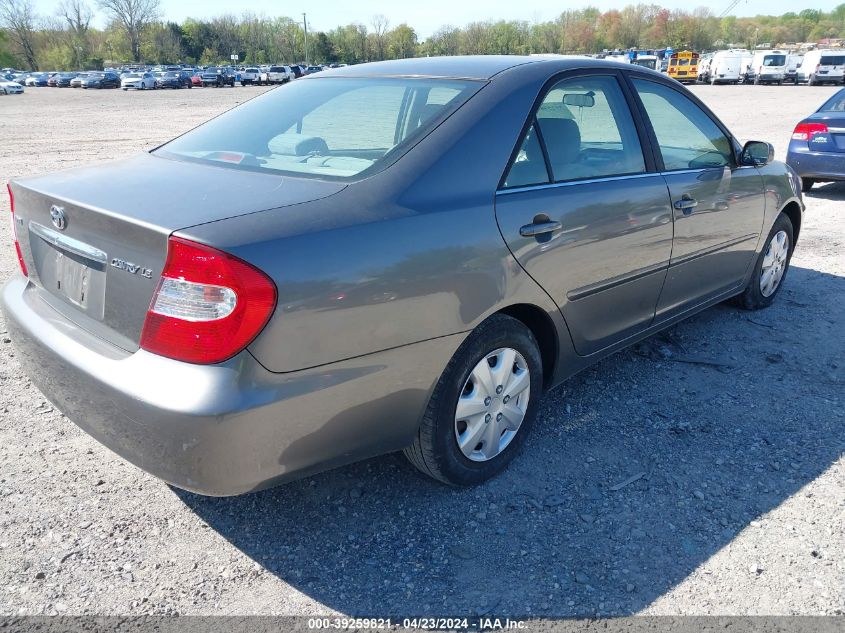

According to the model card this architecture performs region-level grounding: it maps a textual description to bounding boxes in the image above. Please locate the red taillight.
[7,183,28,277]
[140,237,277,364]
[792,122,829,141]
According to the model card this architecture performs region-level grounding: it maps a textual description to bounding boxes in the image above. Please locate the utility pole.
[302,13,308,66]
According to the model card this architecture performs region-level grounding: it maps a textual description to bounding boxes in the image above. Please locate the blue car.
[786,88,845,192]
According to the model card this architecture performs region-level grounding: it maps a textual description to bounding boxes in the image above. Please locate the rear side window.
[632,79,733,171]
[503,75,646,188]
[820,56,845,66]
[503,124,549,188]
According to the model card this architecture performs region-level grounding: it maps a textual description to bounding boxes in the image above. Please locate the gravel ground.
[0,84,843,617]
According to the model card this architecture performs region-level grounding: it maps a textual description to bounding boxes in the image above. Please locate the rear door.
[495,70,674,356]
[628,77,765,318]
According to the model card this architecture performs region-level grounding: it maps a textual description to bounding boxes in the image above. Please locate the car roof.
[315,55,635,80]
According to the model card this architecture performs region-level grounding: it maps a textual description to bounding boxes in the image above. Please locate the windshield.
[819,90,845,112]
[763,55,786,66]
[205,67,219,73]
[156,77,482,179]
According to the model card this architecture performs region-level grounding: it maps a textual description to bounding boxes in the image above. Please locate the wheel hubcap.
[454,347,531,462]
[760,230,789,297]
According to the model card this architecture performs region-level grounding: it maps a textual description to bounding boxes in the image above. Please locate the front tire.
[404,314,543,486]
[737,213,794,310]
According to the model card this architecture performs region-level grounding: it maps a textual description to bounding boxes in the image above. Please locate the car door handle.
[673,195,699,214]
[519,220,562,237]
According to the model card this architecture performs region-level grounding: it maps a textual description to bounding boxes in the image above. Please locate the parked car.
[24,73,49,87]
[786,88,845,191]
[290,64,304,78]
[155,71,190,89]
[1,56,804,495]
[241,67,261,85]
[746,50,788,85]
[267,65,291,83]
[304,65,323,75]
[70,73,90,88]
[121,72,156,90]
[53,72,78,87]
[0,79,24,94]
[190,72,203,87]
[797,49,845,85]
[82,71,121,89]
[201,67,235,87]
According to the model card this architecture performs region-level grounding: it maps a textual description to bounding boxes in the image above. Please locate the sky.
[35,0,842,38]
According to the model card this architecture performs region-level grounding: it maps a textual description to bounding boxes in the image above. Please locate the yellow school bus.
[667,51,699,84]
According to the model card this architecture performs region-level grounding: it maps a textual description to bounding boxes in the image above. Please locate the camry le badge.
[50,205,67,231]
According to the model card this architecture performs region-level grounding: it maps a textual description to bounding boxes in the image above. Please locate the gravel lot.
[0,83,843,617]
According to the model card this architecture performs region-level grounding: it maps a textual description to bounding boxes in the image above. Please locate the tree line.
[1,0,844,71]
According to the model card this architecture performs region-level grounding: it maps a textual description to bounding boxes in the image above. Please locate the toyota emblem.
[50,205,67,231]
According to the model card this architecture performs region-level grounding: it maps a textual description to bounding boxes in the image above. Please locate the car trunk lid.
[11,152,345,352]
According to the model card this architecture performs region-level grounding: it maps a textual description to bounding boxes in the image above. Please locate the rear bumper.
[786,145,845,180]
[2,276,461,495]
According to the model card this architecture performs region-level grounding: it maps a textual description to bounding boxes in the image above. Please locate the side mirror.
[741,140,775,166]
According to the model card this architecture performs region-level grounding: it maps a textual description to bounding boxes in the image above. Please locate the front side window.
[156,77,481,179]
[632,78,733,171]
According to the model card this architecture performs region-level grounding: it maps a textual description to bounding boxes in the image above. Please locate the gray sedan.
[2,56,804,495]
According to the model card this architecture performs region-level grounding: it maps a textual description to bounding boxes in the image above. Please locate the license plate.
[28,221,107,320]
[54,251,91,308]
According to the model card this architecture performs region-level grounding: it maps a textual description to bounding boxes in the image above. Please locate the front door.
[629,78,765,318]
[495,72,674,356]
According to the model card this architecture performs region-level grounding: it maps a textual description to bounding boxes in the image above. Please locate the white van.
[785,54,804,84]
[706,49,749,84]
[747,50,788,84]
[797,49,845,85]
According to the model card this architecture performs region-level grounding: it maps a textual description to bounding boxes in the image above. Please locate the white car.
[241,67,261,85]
[0,80,24,94]
[121,72,156,90]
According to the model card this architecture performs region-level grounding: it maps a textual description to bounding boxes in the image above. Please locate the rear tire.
[737,213,794,310]
[404,314,543,486]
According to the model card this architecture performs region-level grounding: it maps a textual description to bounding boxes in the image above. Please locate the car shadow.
[174,265,845,617]
[804,180,845,201]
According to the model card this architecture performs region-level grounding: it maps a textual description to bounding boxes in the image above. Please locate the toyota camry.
[2,56,804,495]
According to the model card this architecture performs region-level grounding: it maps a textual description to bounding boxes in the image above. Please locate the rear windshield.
[819,90,845,111]
[269,66,285,72]
[156,77,482,179]
[821,55,845,66]
[763,55,786,66]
